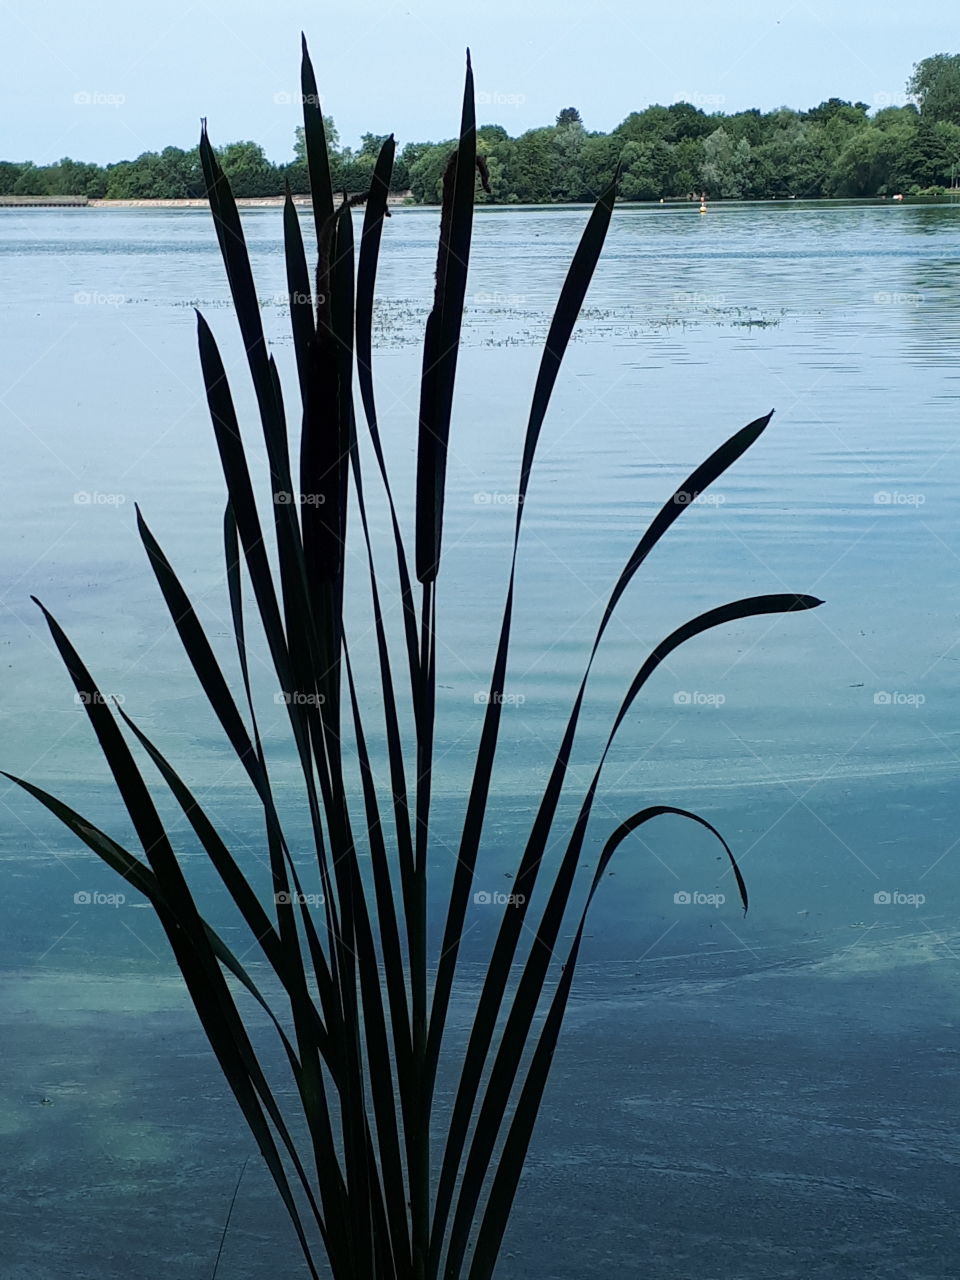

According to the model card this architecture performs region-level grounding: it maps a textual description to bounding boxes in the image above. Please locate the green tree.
[803,97,870,125]
[754,113,831,197]
[899,118,955,187]
[700,127,752,197]
[908,54,960,124]
[619,139,671,200]
[292,118,340,162]
[218,141,280,197]
[555,107,583,128]
[104,152,169,199]
[668,137,706,195]
[829,126,906,195]
[41,157,107,198]
[550,122,590,199]
[409,141,455,202]
[495,128,555,202]
[665,101,713,141]
[0,161,23,194]
[580,133,621,195]
[614,105,673,143]
[393,141,434,192]
[288,119,341,194]
[359,132,390,157]
[12,162,50,196]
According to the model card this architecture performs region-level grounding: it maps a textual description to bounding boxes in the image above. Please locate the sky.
[1,0,956,164]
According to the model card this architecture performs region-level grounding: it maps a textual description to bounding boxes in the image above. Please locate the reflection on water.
[2,201,960,1276]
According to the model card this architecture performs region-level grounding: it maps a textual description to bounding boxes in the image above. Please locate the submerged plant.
[9,40,822,1280]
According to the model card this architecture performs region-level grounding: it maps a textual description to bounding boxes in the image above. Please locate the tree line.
[3,54,960,203]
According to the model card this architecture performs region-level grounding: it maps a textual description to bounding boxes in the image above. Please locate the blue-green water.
[2,200,960,1277]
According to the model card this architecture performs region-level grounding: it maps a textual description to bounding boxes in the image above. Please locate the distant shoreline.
[0,193,413,209]
[1,192,957,211]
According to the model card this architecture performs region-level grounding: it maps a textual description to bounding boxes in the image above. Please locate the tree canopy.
[5,56,960,204]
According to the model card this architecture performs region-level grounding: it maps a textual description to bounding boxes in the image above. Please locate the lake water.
[2,199,960,1277]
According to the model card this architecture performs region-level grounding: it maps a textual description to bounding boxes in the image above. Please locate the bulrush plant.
[8,39,822,1280]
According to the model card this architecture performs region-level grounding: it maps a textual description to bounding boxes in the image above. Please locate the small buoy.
[699,202,708,214]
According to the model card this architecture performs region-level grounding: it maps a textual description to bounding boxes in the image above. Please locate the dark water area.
[2,200,960,1275]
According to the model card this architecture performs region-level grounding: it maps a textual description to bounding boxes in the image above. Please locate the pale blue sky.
[2,0,955,163]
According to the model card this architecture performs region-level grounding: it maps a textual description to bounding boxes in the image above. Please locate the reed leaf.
[415,51,477,585]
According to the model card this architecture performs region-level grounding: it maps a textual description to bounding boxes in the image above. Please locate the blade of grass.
[430,411,780,1250]
[442,593,822,1278]
[466,807,745,1280]
[300,35,335,248]
[25,606,330,1276]
[284,183,316,408]
[414,50,477,586]
[426,174,620,1159]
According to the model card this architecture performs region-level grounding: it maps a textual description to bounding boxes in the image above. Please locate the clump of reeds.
[7,37,822,1280]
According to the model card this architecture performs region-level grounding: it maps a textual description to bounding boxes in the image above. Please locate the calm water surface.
[2,200,960,1277]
